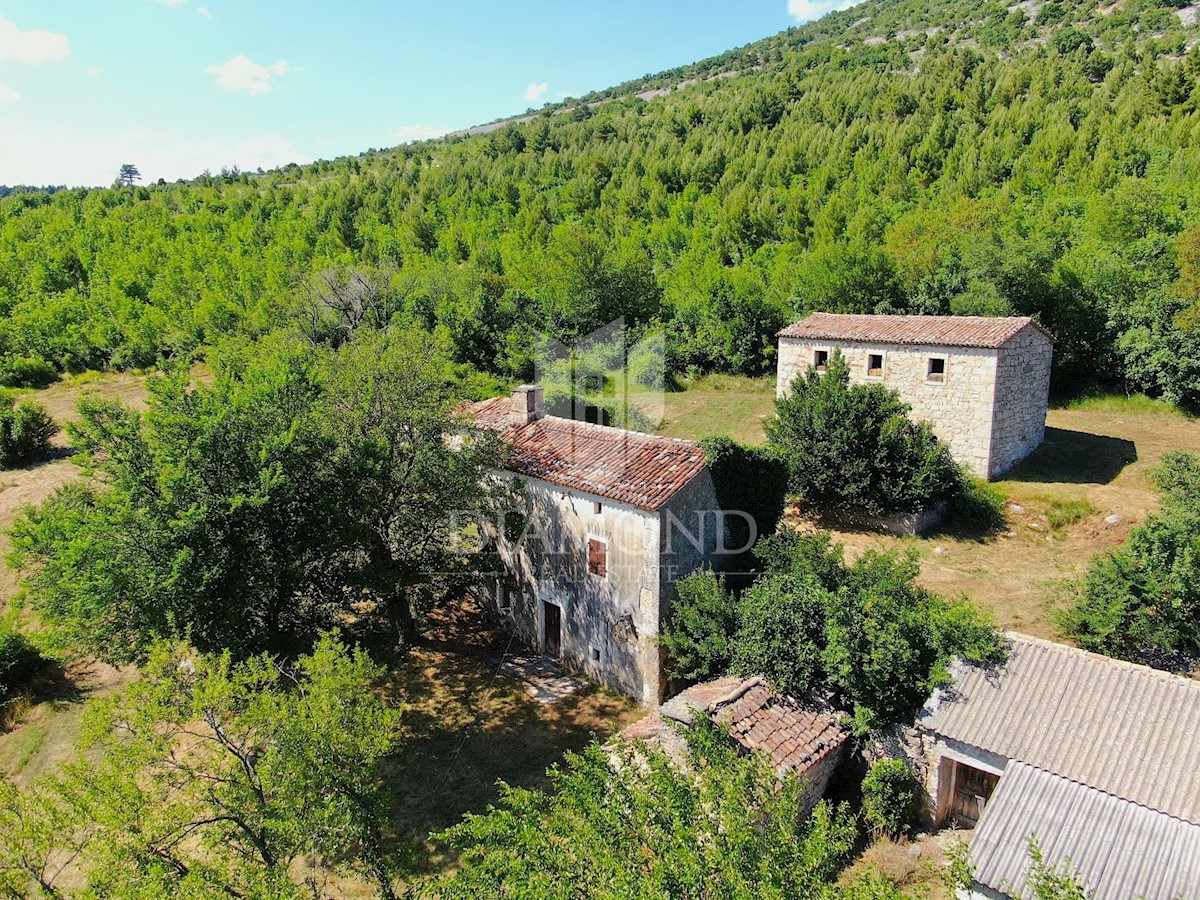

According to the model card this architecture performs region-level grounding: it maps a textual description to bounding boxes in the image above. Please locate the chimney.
[511,384,545,425]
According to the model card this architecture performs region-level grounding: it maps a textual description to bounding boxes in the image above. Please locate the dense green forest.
[3,0,1200,404]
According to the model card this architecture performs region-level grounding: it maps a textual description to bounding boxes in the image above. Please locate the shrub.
[861,758,917,839]
[1058,451,1200,668]
[767,352,960,516]
[0,400,58,469]
[0,620,42,705]
[699,435,788,556]
[0,355,58,389]
[731,571,830,696]
[660,570,737,682]
[950,477,1006,531]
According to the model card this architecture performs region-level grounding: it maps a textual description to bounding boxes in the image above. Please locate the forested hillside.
[3,0,1200,401]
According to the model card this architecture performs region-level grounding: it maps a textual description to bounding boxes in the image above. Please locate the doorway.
[951,761,999,824]
[543,601,561,658]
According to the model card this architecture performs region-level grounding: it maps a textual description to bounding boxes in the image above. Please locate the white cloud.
[197,6,213,17]
[0,16,70,65]
[394,124,449,143]
[0,120,308,186]
[151,0,188,6]
[786,0,863,22]
[205,55,289,95]
[524,81,549,102]
[0,81,20,102]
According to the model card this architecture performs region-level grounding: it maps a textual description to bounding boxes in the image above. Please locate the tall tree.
[115,163,141,187]
[320,328,508,646]
[0,633,403,899]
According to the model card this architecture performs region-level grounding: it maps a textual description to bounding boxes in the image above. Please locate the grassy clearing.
[656,383,1200,639]
[658,374,775,445]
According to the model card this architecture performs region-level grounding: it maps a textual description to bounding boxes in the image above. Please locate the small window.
[590,646,602,663]
[593,501,603,515]
[496,581,510,610]
[868,354,884,377]
[814,349,829,371]
[927,357,946,382]
[588,538,607,578]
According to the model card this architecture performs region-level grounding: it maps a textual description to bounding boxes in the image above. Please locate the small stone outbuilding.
[776,313,1053,479]
[470,386,725,706]
[623,676,849,814]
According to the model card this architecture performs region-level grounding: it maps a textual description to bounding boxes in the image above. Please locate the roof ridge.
[470,395,703,450]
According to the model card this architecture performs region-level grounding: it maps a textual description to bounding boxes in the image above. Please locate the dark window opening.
[928,357,946,382]
[496,581,510,610]
[814,349,829,371]
[593,501,603,515]
[590,646,602,663]
[588,538,607,578]
[868,354,884,377]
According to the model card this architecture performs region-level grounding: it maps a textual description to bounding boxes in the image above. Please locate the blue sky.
[0,1,852,187]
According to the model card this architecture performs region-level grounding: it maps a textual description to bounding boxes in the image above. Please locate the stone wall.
[777,337,1000,477]
[988,326,1053,478]
[488,475,665,704]
[915,730,1009,825]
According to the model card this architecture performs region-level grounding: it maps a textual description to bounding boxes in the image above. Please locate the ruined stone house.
[469,385,725,705]
[776,313,1053,479]
[913,633,1200,900]
[622,676,849,815]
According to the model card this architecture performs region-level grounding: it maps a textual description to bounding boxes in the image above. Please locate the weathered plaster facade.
[776,316,1052,479]
[488,472,722,705]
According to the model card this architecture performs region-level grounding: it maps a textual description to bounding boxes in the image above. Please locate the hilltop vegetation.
[2,0,1200,403]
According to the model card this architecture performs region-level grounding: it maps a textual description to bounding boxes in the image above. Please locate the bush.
[767,352,960,516]
[0,620,42,705]
[950,477,1006,531]
[861,758,917,839]
[0,400,58,469]
[0,355,58,389]
[660,570,737,683]
[731,571,830,696]
[699,435,788,557]
[1058,452,1200,668]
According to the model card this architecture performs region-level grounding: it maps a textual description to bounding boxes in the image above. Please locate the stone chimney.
[511,384,545,425]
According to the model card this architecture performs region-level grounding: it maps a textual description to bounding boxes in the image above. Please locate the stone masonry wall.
[488,475,664,704]
[777,337,999,478]
[988,326,1053,478]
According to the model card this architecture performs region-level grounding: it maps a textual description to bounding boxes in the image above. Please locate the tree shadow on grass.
[377,601,640,875]
[1002,427,1138,486]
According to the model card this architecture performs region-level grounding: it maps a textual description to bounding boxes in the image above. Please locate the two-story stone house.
[776,313,1054,479]
[469,386,725,705]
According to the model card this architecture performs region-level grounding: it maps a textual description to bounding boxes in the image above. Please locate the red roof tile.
[469,396,708,512]
[624,676,849,777]
[778,313,1053,349]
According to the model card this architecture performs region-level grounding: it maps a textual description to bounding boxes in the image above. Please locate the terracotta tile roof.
[919,633,1200,825]
[625,676,849,777]
[778,313,1053,349]
[468,396,708,512]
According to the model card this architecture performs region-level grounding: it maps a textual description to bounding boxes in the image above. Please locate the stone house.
[469,386,725,705]
[912,633,1200,900]
[622,676,849,814]
[776,313,1053,479]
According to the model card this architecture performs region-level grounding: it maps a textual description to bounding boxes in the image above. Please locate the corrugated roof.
[919,633,1200,824]
[641,676,849,776]
[469,396,708,512]
[777,313,1052,348]
[970,762,1200,900]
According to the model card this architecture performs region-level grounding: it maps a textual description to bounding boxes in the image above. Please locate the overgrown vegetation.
[6,327,507,663]
[1057,450,1200,668]
[768,352,962,515]
[861,758,918,840]
[0,398,57,470]
[0,618,42,709]
[432,718,910,899]
[664,530,1004,731]
[0,632,402,898]
[1,0,1199,405]
[699,435,788,556]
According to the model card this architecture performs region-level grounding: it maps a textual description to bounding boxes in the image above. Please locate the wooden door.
[952,763,999,824]
[543,601,561,658]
